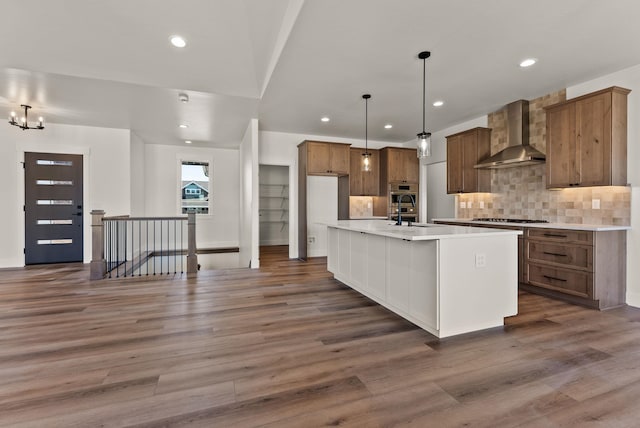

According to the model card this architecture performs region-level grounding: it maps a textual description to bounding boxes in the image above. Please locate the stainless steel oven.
[388,183,418,221]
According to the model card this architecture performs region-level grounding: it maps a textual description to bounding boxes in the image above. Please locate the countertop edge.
[432,218,631,232]
[325,221,522,241]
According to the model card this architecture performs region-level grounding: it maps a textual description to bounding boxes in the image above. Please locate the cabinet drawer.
[526,241,592,270]
[526,263,593,299]
[526,228,593,245]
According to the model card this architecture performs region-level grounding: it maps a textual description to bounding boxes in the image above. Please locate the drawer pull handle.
[543,275,567,282]
[543,233,567,238]
[543,251,568,257]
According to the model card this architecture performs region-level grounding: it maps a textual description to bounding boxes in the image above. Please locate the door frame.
[18,145,91,266]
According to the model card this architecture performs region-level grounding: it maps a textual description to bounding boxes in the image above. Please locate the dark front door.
[24,152,84,264]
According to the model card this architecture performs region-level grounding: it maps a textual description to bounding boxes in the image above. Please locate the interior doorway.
[259,165,289,264]
[24,152,84,264]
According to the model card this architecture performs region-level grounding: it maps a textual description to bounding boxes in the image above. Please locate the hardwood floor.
[1,247,639,427]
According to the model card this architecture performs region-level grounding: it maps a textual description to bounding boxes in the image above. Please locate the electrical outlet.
[460,201,466,209]
[308,236,316,244]
[467,201,473,209]
[475,253,486,268]
[479,201,485,209]
[592,199,600,209]
[367,202,372,209]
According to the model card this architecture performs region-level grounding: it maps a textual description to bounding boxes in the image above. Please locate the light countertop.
[433,218,631,232]
[326,220,522,241]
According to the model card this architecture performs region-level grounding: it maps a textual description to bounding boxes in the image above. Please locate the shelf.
[259,208,288,211]
[259,220,289,224]
[260,184,288,187]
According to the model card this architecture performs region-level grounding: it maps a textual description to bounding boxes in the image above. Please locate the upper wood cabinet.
[379,148,419,194]
[545,86,630,188]
[446,127,491,194]
[349,148,379,196]
[305,141,350,176]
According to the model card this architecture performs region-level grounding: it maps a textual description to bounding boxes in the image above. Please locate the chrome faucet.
[395,193,416,226]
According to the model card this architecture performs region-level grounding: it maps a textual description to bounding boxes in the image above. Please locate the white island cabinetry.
[327,221,520,338]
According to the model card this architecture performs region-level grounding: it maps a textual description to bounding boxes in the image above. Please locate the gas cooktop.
[471,218,549,224]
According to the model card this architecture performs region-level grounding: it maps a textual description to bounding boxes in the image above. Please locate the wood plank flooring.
[0,245,639,427]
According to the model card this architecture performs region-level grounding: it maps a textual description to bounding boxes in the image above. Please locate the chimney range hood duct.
[474,99,546,169]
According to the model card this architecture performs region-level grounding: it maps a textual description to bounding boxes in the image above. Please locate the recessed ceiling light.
[179,124,188,129]
[384,124,393,129]
[321,117,330,122]
[519,58,537,68]
[433,100,444,107]
[185,140,192,144]
[170,35,187,48]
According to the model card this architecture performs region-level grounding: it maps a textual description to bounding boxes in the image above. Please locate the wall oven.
[388,183,418,221]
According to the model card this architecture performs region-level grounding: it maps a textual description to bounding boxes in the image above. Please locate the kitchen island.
[326,220,522,338]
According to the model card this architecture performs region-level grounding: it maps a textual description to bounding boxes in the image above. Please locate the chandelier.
[9,105,44,130]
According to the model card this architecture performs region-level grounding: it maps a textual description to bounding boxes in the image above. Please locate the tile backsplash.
[456,89,631,225]
[349,196,373,218]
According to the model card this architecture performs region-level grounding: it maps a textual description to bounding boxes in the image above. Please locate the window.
[181,161,210,214]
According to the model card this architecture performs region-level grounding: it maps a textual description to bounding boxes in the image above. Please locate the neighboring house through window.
[181,161,210,214]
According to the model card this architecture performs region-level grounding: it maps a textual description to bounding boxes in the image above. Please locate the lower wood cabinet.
[523,227,626,309]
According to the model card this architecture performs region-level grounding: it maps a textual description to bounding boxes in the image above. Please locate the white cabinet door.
[338,229,351,279]
[327,227,338,273]
[386,238,411,313]
[350,231,367,289]
[366,234,386,300]
[409,240,438,330]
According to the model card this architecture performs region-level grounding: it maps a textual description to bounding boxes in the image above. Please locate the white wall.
[143,143,240,250]
[566,64,640,307]
[130,132,146,216]
[239,119,259,268]
[259,129,403,258]
[0,123,130,267]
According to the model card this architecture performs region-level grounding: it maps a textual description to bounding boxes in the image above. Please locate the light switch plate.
[460,201,466,209]
[592,199,600,209]
[479,201,485,209]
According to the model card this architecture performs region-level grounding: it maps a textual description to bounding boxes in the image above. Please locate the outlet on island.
[308,236,316,244]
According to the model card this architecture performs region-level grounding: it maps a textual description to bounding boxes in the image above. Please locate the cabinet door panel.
[461,131,478,192]
[338,229,351,279]
[362,149,380,196]
[349,148,365,195]
[546,104,577,188]
[367,234,386,299]
[447,136,463,194]
[404,150,420,183]
[408,240,438,330]
[386,238,410,312]
[307,142,331,174]
[576,93,611,186]
[350,231,367,288]
[387,149,405,182]
[330,144,350,175]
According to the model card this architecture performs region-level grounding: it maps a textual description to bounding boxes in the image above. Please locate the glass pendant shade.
[417,132,431,158]
[362,152,371,172]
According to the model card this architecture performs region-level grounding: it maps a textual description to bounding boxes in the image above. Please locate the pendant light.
[362,94,372,172]
[416,51,432,158]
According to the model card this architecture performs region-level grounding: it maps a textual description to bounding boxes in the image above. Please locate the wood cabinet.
[446,127,491,194]
[523,227,626,309]
[545,86,630,188]
[379,148,419,195]
[349,148,379,196]
[306,141,350,176]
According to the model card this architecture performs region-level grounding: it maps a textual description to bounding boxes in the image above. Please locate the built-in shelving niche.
[259,165,289,246]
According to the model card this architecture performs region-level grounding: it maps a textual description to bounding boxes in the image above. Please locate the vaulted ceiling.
[1,0,639,147]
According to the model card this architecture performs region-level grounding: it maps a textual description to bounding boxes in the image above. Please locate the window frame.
[178,158,212,216]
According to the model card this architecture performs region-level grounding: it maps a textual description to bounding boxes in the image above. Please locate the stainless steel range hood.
[474,99,546,169]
